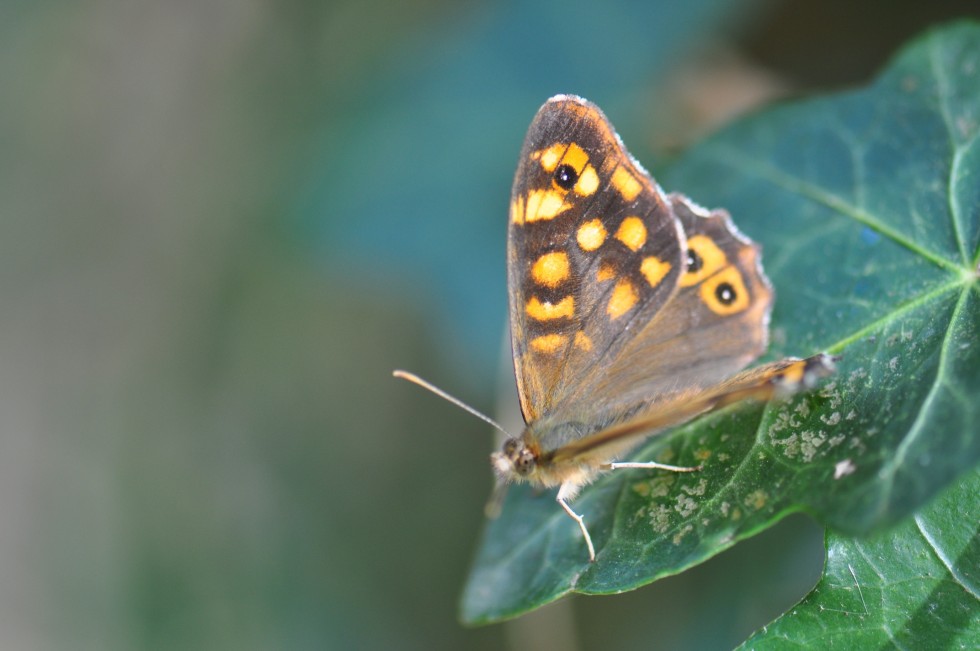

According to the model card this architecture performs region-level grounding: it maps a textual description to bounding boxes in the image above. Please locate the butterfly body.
[491,95,834,561]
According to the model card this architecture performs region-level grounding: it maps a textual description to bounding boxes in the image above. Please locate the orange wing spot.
[640,256,672,288]
[526,295,575,321]
[611,166,642,201]
[510,196,525,225]
[607,279,638,319]
[560,142,590,173]
[531,251,570,288]
[615,216,647,251]
[597,263,616,282]
[575,165,599,196]
[530,333,567,354]
[524,189,569,222]
[534,142,590,175]
[680,234,727,287]
[577,218,607,251]
[700,265,750,315]
[534,144,562,172]
[574,331,593,351]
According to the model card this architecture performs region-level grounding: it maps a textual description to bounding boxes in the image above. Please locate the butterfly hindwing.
[553,194,776,425]
[508,96,684,423]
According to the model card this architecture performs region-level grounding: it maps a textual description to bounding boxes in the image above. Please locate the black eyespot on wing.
[686,248,703,273]
[716,282,737,305]
[554,164,578,190]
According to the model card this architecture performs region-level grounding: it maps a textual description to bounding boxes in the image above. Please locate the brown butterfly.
[397,95,833,562]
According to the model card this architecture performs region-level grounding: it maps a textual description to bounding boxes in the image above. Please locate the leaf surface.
[462,22,980,624]
[741,470,980,649]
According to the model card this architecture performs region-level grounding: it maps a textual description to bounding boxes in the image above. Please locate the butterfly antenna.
[392,370,511,436]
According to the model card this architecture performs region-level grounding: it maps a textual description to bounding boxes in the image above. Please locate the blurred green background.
[2,1,976,649]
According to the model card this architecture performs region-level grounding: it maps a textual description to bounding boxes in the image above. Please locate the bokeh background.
[2,1,977,649]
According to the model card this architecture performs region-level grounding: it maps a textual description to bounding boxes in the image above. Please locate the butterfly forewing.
[508,96,684,423]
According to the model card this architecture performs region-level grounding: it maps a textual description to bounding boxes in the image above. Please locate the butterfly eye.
[715,282,737,305]
[553,164,579,190]
[686,248,703,273]
[515,448,536,475]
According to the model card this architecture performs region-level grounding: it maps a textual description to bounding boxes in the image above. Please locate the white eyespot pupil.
[716,282,736,305]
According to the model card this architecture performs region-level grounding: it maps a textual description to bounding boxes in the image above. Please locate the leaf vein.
[913,513,980,600]
[703,145,960,273]
[927,31,971,265]
[873,286,970,513]
[824,277,966,352]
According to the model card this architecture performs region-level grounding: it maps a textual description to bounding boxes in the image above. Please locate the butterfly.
[397,95,833,562]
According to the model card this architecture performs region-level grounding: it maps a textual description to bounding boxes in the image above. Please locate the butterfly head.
[491,437,537,481]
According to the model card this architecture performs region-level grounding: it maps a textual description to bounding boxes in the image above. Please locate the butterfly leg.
[556,483,596,562]
[605,461,701,472]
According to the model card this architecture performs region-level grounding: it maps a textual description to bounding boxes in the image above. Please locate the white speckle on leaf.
[744,489,768,511]
[681,478,708,497]
[888,356,899,371]
[772,433,800,459]
[848,368,868,384]
[768,410,796,438]
[819,381,841,408]
[848,437,867,455]
[800,430,827,462]
[636,474,675,499]
[821,411,841,426]
[834,458,856,479]
[675,494,697,518]
[673,523,693,545]
[649,504,671,533]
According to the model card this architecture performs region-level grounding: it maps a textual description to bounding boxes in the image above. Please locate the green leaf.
[741,469,980,649]
[461,21,980,625]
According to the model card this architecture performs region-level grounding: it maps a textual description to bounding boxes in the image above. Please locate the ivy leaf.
[741,469,980,648]
[461,21,980,625]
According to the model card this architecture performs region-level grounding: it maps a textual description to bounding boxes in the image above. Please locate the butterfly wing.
[554,194,775,424]
[546,353,836,466]
[508,96,685,423]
